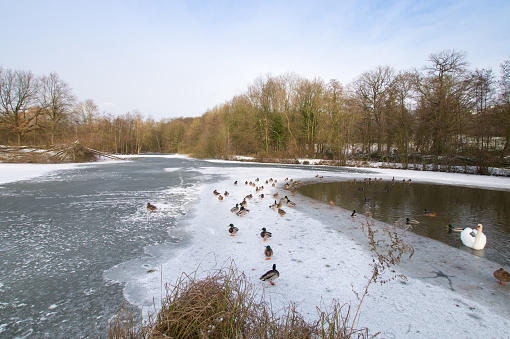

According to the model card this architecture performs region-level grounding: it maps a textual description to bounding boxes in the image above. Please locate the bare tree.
[39,72,76,144]
[0,68,40,144]
[414,50,471,164]
[499,60,510,152]
[350,66,395,156]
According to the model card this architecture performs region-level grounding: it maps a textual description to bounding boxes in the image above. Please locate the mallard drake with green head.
[446,224,462,232]
[264,245,273,260]
[260,228,272,241]
[260,264,279,285]
[406,218,419,225]
[230,204,239,213]
[228,224,239,236]
[236,206,249,217]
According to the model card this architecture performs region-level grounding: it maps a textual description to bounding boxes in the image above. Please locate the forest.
[1,50,509,173]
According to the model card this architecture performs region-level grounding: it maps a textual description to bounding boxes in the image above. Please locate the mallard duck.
[260,194,265,199]
[277,200,283,208]
[245,194,253,200]
[270,200,278,210]
[406,218,419,225]
[329,200,334,207]
[213,190,220,196]
[260,228,272,241]
[236,206,250,217]
[285,183,290,190]
[460,224,487,250]
[264,245,273,260]
[280,196,289,204]
[230,204,239,213]
[218,195,223,201]
[446,224,462,232]
[287,199,296,208]
[493,268,510,285]
[224,191,229,197]
[234,181,237,185]
[147,203,157,211]
[260,264,279,285]
[273,192,279,199]
[351,210,357,218]
[277,208,286,217]
[424,209,437,217]
[228,224,239,236]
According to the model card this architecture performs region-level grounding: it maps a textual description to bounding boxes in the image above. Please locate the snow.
[1,157,510,338]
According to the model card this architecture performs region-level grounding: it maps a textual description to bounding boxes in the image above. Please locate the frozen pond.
[1,157,509,338]
[0,157,206,337]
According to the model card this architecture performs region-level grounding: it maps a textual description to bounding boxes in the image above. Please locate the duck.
[270,200,278,210]
[278,208,286,217]
[493,268,510,285]
[260,264,279,285]
[218,195,223,201]
[260,228,272,241]
[230,204,239,213]
[460,224,487,250]
[329,200,334,207]
[234,181,237,185]
[351,210,357,218]
[287,199,296,208]
[446,224,462,232]
[264,246,273,260]
[236,206,250,217]
[147,203,157,211]
[259,194,265,199]
[424,209,437,217]
[273,193,279,199]
[213,189,220,196]
[280,196,289,204]
[228,224,239,236]
[406,218,419,225]
[224,191,229,197]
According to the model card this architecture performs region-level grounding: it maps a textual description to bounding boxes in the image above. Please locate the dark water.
[299,180,510,266]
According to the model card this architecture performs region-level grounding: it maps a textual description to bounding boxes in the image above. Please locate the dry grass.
[108,264,372,339]
[109,215,414,338]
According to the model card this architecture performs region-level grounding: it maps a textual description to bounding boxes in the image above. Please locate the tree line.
[1,50,509,172]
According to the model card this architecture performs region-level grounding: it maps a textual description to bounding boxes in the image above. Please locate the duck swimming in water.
[424,209,437,217]
[446,224,462,232]
[260,264,279,285]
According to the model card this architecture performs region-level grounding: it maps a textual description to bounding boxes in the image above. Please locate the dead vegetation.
[0,141,122,163]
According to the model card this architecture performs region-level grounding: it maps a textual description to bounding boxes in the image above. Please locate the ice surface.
[104,161,510,338]
[2,157,510,338]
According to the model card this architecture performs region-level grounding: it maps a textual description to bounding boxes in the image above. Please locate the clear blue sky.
[2,0,509,120]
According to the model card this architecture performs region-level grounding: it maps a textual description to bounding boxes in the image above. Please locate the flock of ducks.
[146,174,509,287]
[222,177,301,285]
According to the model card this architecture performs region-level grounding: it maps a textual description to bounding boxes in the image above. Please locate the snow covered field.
[1,157,509,338]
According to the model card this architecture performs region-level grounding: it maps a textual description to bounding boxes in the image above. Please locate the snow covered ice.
[1,157,510,338]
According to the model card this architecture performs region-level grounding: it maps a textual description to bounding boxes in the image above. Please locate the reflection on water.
[299,180,510,266]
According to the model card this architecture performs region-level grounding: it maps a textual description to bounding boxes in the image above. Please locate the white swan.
[460,224,487,250]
